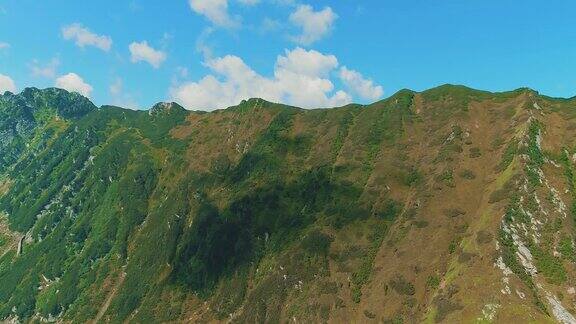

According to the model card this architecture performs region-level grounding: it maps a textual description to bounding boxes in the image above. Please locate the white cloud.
[55,73,93,97]
[170,47,352,111]
[0,42,10,50]
[171,56,279,110]
[0,74,16,93]
[109,78,139,109]
[276,47,338,78]
[289,5,337,45]
[129,41,167,69]
[339,66,383,101]
[62,23,112,51]
[188,0,239,28]
[30,57,60,78]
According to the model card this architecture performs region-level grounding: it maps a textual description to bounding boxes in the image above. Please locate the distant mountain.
[1,85,576,323]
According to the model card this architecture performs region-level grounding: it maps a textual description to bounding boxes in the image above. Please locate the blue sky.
[0,0,575,110]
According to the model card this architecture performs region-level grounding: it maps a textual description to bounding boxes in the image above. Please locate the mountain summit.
[149,102,186,116]
[1,86,576,323]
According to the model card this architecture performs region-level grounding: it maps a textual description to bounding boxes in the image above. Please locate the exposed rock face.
[16,236,23,256]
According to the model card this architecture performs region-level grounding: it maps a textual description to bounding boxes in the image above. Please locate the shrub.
[436,170,455,188]
[403,167,423,187]
[496,141,518,172]
[389,275,415,296]
[531,245,567,285]
[559,236,576,262]
[469,147,481,158]
[448,239,458,254]
[459,169,476,180]
[433,285,463,323]
[301,230,333,256]
[413,220,429,228]
[378,199,401,221]
[489,189,509,203]
[426,275,440,290]
[443,209,465,218]
[364,310,376,319]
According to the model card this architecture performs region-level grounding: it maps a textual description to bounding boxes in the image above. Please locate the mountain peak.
[17,87,97,119]
[231,97,301,112]
[149,102,186,116]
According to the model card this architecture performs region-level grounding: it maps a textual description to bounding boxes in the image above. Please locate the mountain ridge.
[1,84,576,323]
[6,83,575,115]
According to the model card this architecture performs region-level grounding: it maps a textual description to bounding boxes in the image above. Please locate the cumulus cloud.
[339,66,383,101]
[129,41,167,68]
[171,56,279,110]
[55,73,93,97]
[30,57,60,78]
[0,74,16,93]
[276,47,338,77]
[188,0,239,28]
[170,47,353,111]
[62,23,112,51]
[0,42,9,50]
[289,5,337,45]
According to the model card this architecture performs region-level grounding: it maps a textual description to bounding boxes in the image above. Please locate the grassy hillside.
[1,86,576,323]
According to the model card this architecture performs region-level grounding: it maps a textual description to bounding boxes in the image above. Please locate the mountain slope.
[1,86,576,323]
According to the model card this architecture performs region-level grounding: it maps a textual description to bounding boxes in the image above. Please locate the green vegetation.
[1,88,415,321]
[459,169,476,180]
[362,90,414,170]
[436,169,455,188]
[351,200,401,303]
[389,275,415,296]
[558,235,576,262]
[444,209,465,218]
[530,245,567,285]
[403,167,423,187]
[433,284,463,323]
[448,239,458,254]
[469,147,481,158]
[524,121,544,186]
[426,275,440,290]
[496,141,518,172]
[331,110,356,158]
[499,199,548,314]
[561,149,576,223]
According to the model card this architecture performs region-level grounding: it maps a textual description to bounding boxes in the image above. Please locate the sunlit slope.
[1,86,576,323]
